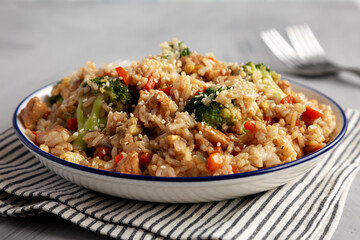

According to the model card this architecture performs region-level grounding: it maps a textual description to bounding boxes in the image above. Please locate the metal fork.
[261,24,360,77]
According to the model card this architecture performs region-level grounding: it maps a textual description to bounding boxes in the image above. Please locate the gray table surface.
[1,1,360,239]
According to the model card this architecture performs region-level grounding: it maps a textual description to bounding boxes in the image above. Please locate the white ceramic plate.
[13,81,347,203]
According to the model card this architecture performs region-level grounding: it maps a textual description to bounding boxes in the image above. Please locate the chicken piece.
[36,125,70,147]
[181,53,230,81]
[181,52,203,66]
[134,90,178,123]
[19,97,49,130]
[116,151,142,175]
[204,61,230,81]
[196,123,230,149]
[278,80,292,94]
[147,90,178,117]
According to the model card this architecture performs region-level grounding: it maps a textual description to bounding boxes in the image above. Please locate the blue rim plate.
[12,80,348,183]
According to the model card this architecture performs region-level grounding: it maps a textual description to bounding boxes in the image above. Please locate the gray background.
[1,1,359,239]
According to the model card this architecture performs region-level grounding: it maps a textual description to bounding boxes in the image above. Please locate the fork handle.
[339,66,360,76]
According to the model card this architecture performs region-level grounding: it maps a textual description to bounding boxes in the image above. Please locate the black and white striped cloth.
[1,109,359,240]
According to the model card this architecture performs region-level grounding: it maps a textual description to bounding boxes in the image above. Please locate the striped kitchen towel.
[1,108,360,240]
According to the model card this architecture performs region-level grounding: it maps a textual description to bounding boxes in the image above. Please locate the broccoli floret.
[48,95,63,105]
[72,76,132,151]
[185,87,239,129]
[243,62,286,101]
[179,46,191,57]
[161,39,191,59]
[48,79,66,105]
[84,76,132,112]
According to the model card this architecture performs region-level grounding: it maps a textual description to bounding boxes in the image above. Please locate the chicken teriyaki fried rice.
[20,39,336,177]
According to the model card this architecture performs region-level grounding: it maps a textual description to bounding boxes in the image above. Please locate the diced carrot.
[264,116,274,125]
[31,130,38,145]
[301,113,312,125]
[207,152,223,171]
[115,66,130,85]
[66,118,77,131]
[303,106,323,119]
[232,165,239,174]
[159,86,172,96]
[244,120,257,132]
[143,75,156,91]
[114,153,123,164]
[207,56,217,62]
[300,105,323,125]
[195,86,207,95]
[139,152,152,167]
[93,146,111,159]
[313,145,323,152]
[281,95,295,104]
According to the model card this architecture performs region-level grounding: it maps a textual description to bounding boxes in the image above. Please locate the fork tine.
[261,25,339,77]
[286,24,326,63]
[300,24,326,56]
[286,25,312,61]
[261,29,300,67]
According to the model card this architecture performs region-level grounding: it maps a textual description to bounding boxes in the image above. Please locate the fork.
[261,24,360,77]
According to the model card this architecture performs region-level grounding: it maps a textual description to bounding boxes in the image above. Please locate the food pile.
[20,39,336,177]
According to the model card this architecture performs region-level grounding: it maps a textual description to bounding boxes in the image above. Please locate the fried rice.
[20,39,337,177]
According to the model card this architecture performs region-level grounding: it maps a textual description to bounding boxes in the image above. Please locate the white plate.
[13,81,347,203]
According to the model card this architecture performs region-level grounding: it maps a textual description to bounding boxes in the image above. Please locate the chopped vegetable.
[313,145,323,152]
[303,106,324,119]
[195,86,207,96]
[144,75,156,91]
[66,118,77,131]
[243,62,287,101]
[72,94,105,151]
[207,56,217,62]
[244,120,257,132]
[115,153,123,164]
[185,87,240,129]
[232,165,239,174]
[207,152,223,171]
[179,46,191,57]
[84,95,104,130]
[115,66,130,85]
[300,106,323,125]
[84,76,133,112]
[93,146,111,159]
[161,39,191,59]
[281,95,295,104]
[264,116,274,125]
[159,86,172,95]
[139,152,152,167]
[31,130,38,145]
[73,76,133,151]
[49,95,63,105]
